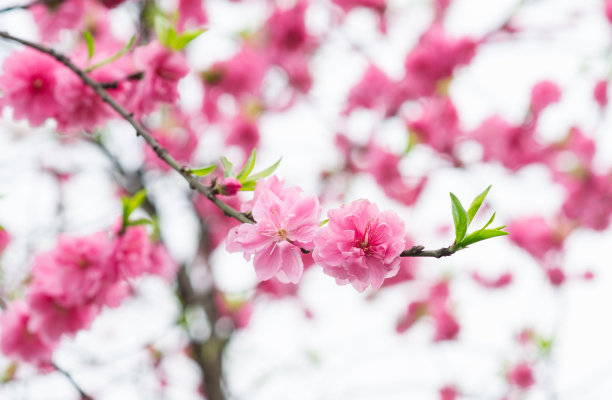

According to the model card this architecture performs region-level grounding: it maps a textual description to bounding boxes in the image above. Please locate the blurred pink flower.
[530,80,561,116]
[313,200,405,292]
[594,79,608,107]
[30,0,87,43]
[471,271,513,289]
[508,362,535,389]
[31,232,113,307]
[0,48,62,127]
[507,217,563,260]
[0,302,55,364]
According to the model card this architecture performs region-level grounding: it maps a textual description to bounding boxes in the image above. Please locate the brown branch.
[52,362,93,400]
[400,245,456,258]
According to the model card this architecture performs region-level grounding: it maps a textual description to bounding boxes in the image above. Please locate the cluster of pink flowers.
[0,225,176,365]
[226,177,410,292]
[0,41,188,133]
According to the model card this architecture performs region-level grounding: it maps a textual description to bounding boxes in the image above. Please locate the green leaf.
[456,229,509,248]
[450,192,468,244]
[85,35,135,72]
[169,28,206,50]
[121,189,147,226]
[221,157,233,178]
[236,149,256,181]
[247,157,282,182]
[482,212,496,230]
[189,164,216,177]
[467,185,491,225]
[84,31,95,60]
[239,180,257,191]
[126,218,154,227]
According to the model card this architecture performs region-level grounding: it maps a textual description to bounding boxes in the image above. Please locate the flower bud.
[220,178,242,196]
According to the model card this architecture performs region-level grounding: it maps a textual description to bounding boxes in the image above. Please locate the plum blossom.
[530,80,561,116]
[313,200,405,292]
[594,79,608,107]
[227,177,321,283]
[508,362,535,389]
[30,232,113,307]
[0,302,55,364]
[30,0,87,43]
[0,48,63,127]
[471,271,513,289]
[507,217,564,260]
[129,41,190,117]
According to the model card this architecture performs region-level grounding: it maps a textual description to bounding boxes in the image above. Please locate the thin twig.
[52,362,93,400]
[400,245,456,258]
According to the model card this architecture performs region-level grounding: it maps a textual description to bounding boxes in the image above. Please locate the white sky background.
[2,0,612,399]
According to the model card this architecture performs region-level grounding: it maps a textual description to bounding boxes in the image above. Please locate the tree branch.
[400,245,456,258]
[52,361,93,400]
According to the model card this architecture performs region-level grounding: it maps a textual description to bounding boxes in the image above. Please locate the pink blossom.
[553,127,596,169]
[313,200,405,292]
[111,225,153,279]
[594,79,608,107]
[381,236,418,287]
[202,47,267,121]
[99,0,128,8]
[265,1,315,56]
[408,96,464,158]
[148,244,179,281]
[26,289,99,344]
[0,302,55,364]
[30,0,87,43]
[54,67,117,132]
[31,232,113,307]
[396,301,426,333]
[559,171,612,231]
[545,267,566,287]
[433,309,460,341]
[471,271,513,289]
[0,227,10,253]
[530,80,561,116]
[227,178,321,283]
[0,48,63,127]
[404,23,477,97]
[508,362,535,389]
[439,385,458,400]
[470,116,550,171]
[226,114,261,155]
[344,64,397,116]
[605,0,612,25]
[177,0,208,31]
[353,141,427,206]
[220,178,242,195]
[129,41,189,117]
[507,217,563,260]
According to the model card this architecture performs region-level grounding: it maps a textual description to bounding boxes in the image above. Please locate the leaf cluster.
[449,185,508,251]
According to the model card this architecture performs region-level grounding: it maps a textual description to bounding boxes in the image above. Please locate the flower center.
[32,78,44,90]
